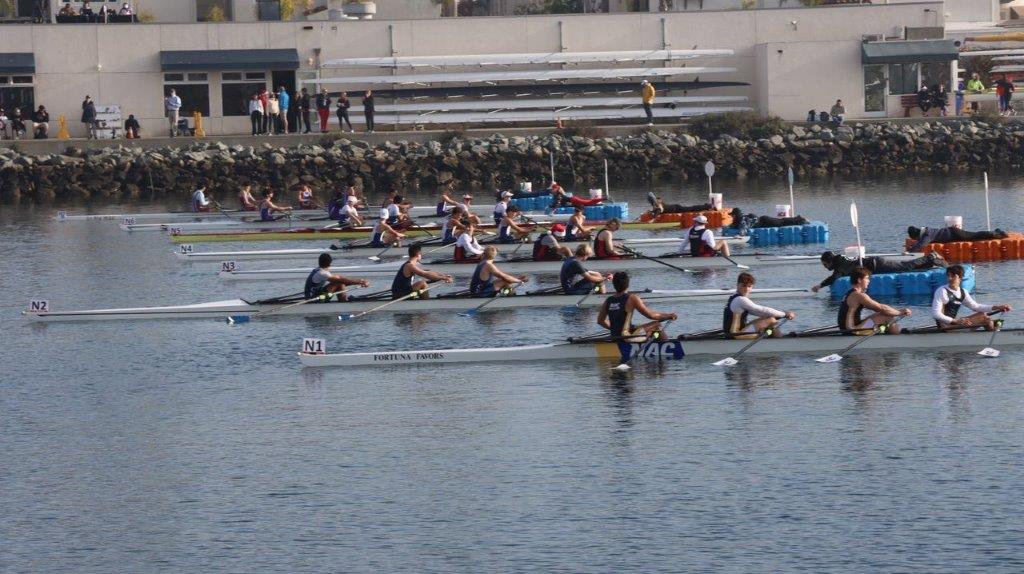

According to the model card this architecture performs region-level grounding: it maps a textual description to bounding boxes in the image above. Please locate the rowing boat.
[170,219,682,243]
[21,288,812,322]
[55,204,494,223]
[175,236,750,262]
[218,253,917,282]
[128,212,575,233]
[298,328,1024,367]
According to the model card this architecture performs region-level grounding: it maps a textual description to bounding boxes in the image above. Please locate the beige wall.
[2,1,944,137]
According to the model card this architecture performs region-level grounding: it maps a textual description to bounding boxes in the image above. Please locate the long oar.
[815,316,904,363]
[226,286,365,324]
[620,245,697,274]
[978,310,1006,357]
[338,284,434,321]
[983,171,992,231]
[850,201,863,266]
[561,284,603,312]
[368,241,399,262]
[720,253,751,270]
[712,318,788,367]
[459,285,518,317]
[787,166,796,215]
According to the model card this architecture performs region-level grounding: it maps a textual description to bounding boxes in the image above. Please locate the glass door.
[864,65,887,117]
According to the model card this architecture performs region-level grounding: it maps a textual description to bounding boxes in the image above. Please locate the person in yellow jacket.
[641,80,655,126]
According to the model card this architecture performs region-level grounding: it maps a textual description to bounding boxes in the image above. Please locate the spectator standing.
[916,84,932,117]
[362,90,375,133]
[995,74,1014,115]
[258,87,270,134]
[829,99,846,126]
[966,72,985,115]
[267,94,280,135]
[32,105,50,139]
[932,83,948,117]
[81,95,97,139]
[165,88,182,137]
[248,93,263,136]
[277,86,290,134]
[299,88,312,133]
[336,91,353,132]
[124,114,141,139]
[640,80,655,126]
[316,88,331,133]
[0,107,8,140]
[955,79,965,116]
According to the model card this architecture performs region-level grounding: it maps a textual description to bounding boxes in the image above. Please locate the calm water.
[3,172,1024,573]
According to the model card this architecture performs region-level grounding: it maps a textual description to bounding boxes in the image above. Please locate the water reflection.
[722,356,784,391]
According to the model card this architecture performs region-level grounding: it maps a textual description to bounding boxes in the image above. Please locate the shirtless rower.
[932,264,1011,331]
[470,246,528,297]
[391,244,454,300]
[454,222,485,262]
[328,193,363,229]
[497,205,535,243]
[565,205,593,241]
[598,271,677,342]
[682,214,730,257]
[191,181,213,213]
[838,267,911,334]
[533,223,573,260]
[259,189,292,221]
[593,218,626,259]
[723,272,795,339]
[304,253,370,302]
[238,184,258,211]
[560,244,611,295]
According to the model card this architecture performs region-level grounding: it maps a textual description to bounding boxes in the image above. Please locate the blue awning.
[160,49,300,71]
[861,40,958,65]
[0,53,35,74]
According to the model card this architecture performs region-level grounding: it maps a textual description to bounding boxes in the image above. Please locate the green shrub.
[686,111,789,141]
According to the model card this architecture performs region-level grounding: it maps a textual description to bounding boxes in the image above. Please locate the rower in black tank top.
[837,288,865,331]
[391,261,413,299]
[722,293,749,337]
[604,292,633,337]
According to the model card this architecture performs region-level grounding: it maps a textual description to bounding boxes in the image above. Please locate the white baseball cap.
[694,214,708,224]
[501,190,513,198]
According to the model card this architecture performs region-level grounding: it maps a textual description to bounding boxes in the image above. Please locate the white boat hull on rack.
[298,329,1024,367]
[21,288,812,323]
[219,253,915,282]
[175,236,749,262]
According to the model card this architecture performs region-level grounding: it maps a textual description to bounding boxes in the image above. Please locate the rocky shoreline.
[2,119,1023,203]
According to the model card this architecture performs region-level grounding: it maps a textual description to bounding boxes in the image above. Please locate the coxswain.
[812,250,946,293]
[932,264,1011,330]
[454,222,485,262]
[838,267,911,334]
[907,225,1008,252]
[459,194,482,225]
[593,218,626,259]
[369,201,405,247]
[598,271,677,342]
[442,205,470,245]
[296,184,321,210]
[565,205,593,241]
[498,205,535,243]
[238,184,257,211]
[191,181,213,213]
[328,193,363,229]
[560,244,611,295]
[723,272,795,338]
[304,253,369,302]
[259,189,292,221]
[682,214,730,257]
[533,223,573,261]
[391,244,454,300]
[470,246,528,297]
[493,190,513,226]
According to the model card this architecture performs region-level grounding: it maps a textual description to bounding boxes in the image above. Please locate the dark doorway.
[272,70,297,133]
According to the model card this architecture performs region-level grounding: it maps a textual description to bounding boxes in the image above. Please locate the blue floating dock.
[829,265,972,297]
[510,195,629,220]
[721,222,829,246]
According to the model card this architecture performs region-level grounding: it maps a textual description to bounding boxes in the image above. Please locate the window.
[165,72,210,117]
[0,75,35,116]
[221,71,267,117]
[197,0,232,21]
[921,61,951,91]
[888,63,919,95]
[256,0,281,21]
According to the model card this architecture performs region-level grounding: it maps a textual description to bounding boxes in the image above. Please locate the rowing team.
[191,181,341,214]
[305,246,1011,337]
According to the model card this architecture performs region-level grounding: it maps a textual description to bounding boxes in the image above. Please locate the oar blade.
[736,264,751,270]
[458,309,478,318]
[368,256,381,261]
[226,315,250,324]
[712,357,738,367]
[978,347,1001,358]
[612,363,632,372]
[560,305,580,312]
[815,353,843,363]
[338,314,356,321]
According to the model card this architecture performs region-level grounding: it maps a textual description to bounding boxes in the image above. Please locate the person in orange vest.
[641,80,655,126]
